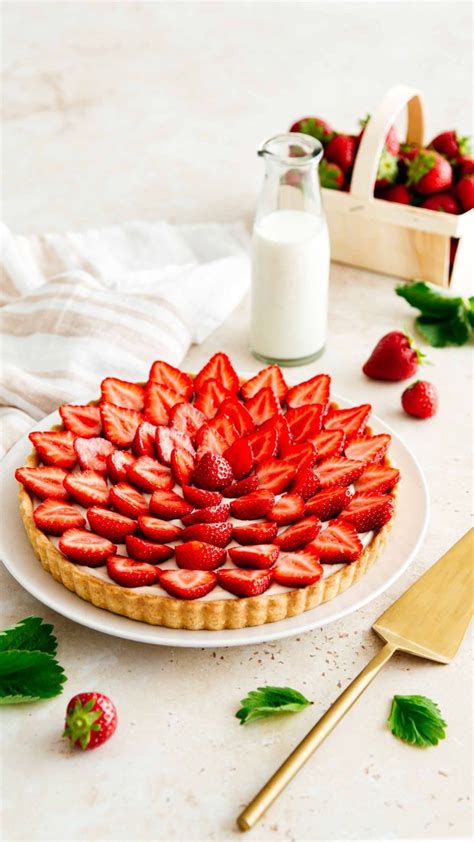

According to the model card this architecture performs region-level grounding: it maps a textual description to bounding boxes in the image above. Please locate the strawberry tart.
[16,354,399,630]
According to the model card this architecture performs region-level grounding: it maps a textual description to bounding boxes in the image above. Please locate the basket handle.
[350,85,425,200]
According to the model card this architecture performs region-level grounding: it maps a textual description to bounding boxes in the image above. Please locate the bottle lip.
[258,132,323,165]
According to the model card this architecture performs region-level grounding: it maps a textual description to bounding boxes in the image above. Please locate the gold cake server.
[238,528,473,832]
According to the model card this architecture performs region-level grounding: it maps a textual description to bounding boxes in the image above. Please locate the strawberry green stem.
[64,698,102,750]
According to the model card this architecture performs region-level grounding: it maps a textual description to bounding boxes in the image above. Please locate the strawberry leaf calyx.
[377,149,398,183]
[407,150,436,186]
[64,698,102,750]
[403,331,428,365]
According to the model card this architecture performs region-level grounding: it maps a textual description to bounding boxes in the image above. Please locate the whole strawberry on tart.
[16,354,399,631]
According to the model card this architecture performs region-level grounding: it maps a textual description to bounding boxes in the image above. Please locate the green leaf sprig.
[0,617,67,704]
[396,281,474,347]
[388,694,447,747]
[236,685,312,725]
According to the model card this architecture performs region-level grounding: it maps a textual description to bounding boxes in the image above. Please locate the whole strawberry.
[402,381,438,419]
[289,116,333,144]
[380,185,412,205]
[398,142,420,161]
[325,134,357,172]
[429,130,471,160]
[64,692,117,750]
[457,156,474,177]
[407,150,452,195]
[454,174,474,212]
[319,159,344,190]
[421,192,460,214]
[363,332,425,382]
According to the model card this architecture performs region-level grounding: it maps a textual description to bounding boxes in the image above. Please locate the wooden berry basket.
[321,85,473,289]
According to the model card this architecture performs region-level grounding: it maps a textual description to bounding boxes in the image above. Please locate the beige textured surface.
[1,3,472,841]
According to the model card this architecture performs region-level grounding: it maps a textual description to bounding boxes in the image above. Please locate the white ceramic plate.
[0,399,429,648]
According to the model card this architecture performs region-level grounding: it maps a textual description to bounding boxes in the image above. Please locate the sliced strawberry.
[232,521,278,545]
[107,554,159,587]
[181,500,231,526]
[100,377,145,411]
[205,414,239,447]
[127,456,174,492]
[255,458,296,494]
[311,429,346,460]
[275,516,321,551]
[87,506,137,542]
[175,541,226,571]
[132,421,157,458]
[318,457,365,489]
[194,352,239,394]
[273,554,323,587]
[267,414,294,452]
[195,426,228,457]
[280,442,317,471]
[230,489,274,520]
[246,425,278,463]
[109,482,149,518]
[286,404,323,442]
[149,489,193,520]
[148,360,193,399]
[171,447,195,487]
[228,544,280,569]
[217,567,273,597]
[355,464,400,495]
[143,382,184,426]
[106,450,136,484]
[269,493,305,525]
[29,431,77,469]
[169,402,206,437]
[345,434,391,464]
[223,438,254,480]
[64,470,110,507]
[305,486,353,521]
[74,436,115,473]
[159,569,217,599]
[222,475,259,498]
[241,365,287,402]
[137,515,183,543]
[156,426,194,465]
[217,398,254,437]
[15,466,69,500]
[291,467,320,500]
[180,521,233,547]
[324,404,371,440]
[192,452,233,490]
[58,528,116,566]
[182,486,223,508]
[125,535,174,564]
[285,374,331,411]
[245,387,281,426]
[59,404,102,438]
[340,492,395,532]
[310,519,363,563]
[33,499,85,535]
[100,402,141,448]
[194,378,232,419]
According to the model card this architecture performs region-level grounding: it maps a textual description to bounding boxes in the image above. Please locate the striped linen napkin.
[0,220,250,457]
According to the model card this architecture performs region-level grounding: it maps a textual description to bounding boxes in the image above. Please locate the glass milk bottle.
[250,133,330,365]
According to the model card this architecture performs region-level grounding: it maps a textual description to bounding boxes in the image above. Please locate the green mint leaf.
[236,685,312,725]
[0,617,58,656]
[396,281,464,318]
[0,649,67,703]
[415,306,470,347]
[388,695,447,747]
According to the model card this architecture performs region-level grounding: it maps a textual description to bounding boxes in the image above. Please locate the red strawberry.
[269,493,305,524]
[280,442,317,472]
[74,436,114,474]
[64,692,117,751]
[246,425,278,463]
[148,360,193,399]
[182,486,222,508]
[457,156,474,176]
[180,521,233,547]
[205,414,239,447]
[241,366,287,402]
[230,489,275,520]
[155,426,194,465]
[143,382,184,426]
[305,486,353,521]
[107,554,159,586]
[325,134,356,171]
[340,492,395,532]
[169,402,205,436]
[16,466,69,500]
[401,380,438,419]
[106,450,136,484]
[194,378,232,419]
[244,387,280,426]
[132,421,157,458]
[275,516,321,551]
[421,192,460,213]
[194,353,239,394]
[217,398,254,437]
[87,507,137,542]
[273,554,323,587]
[100,402,141,448]
[170,447,195,487]
[192,452,233,491]
[311,429,346,460]
[324,404,371,439]
[64,470,110,507]
[285,404,323,442]
[289,116,333,143]
[109,482,149,518]
[217,567,273,597]
[318,457,365,489]
[138,515,183,543]
[33,499,85,535]
[454,174,474,212]
[407,150,452,195]
[159,569,217,599]
[195,426,228,457]
[399,142,420,161]
[149,489,193,520]
[29,431,77,469]
[222,475,259,498]
[100,377,144,411]
[228,544,280,569]
[363,332,423,382]
[59,404,102,438]
[255,458,296,494]
[290,466,320,500]
[429,130,471,160]
[285,374,330,410]
[127,455,173,492]
[181,500,230,526]
[345,434,391,464]
[311,519,363,563]
[58,528,116,566]
[259,414,293,453]
[125,535,174,564]
[319,160,344,190]
[232,521,278,545]
[224,438,254,479]
[381,185,412,205]
[175,541,226,571]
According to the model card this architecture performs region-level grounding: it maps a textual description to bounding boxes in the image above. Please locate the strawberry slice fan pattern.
[15,353,399,631]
